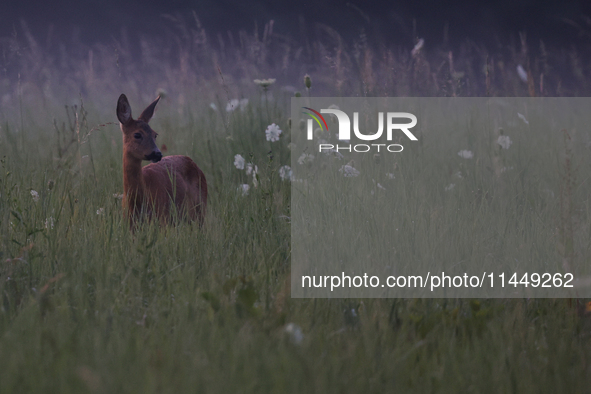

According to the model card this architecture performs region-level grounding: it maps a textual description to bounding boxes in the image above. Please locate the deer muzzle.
[146,151,163,163]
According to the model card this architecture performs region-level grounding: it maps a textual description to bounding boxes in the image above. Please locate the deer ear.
[138,96,160,123]
[117,94,133,125]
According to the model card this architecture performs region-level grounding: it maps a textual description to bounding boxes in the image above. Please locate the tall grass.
[1,16,591,393]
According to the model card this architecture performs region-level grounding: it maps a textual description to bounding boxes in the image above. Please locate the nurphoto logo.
[302,107,418,153]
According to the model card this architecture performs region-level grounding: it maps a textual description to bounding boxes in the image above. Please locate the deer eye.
[134,133,142,140]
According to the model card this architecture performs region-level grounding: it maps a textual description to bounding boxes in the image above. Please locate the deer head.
[117,94,162,163]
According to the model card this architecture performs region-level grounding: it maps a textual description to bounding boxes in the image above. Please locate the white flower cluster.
[279,165,292,181]
[284,323,304,345]
[497,135,513,150]
[232,122,290,193]
[457,150,473,159]
[234,154,245,170]
[45,217,54,229]
[254,78,276,88]
[226,98,249,112]
[297,153,315,165]
[246,163,258,176]
[237,184,250,196]
[339,164,360,177]
[265,123,282,142]
[233,153,261,193]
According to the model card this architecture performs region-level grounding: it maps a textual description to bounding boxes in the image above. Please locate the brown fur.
[117,94,207,227]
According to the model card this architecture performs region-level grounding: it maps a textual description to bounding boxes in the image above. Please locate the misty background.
[2,0,591,48]
[1,0,591,120]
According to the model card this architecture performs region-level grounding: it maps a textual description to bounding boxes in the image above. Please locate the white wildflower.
[238,184,250,196]
[226,98,249,112]
[253,78,276,88]
[411,38,424,57]
[44,217,54,230]
[377,183,386,190]
[386,173,395,179]
[517,65,528,83]
[265,123,282,142]
[113,193,124,199]
[279,165,292,181]
[454,171,463,179]
[445,183,456,191]
[245,163,258,176]
[297,153,314,165]
[340,165,360,177]
[497,135,513,150]
[209,102,218,111]
[30,190,39,202]
[244,163,259,187]
[457,150,474,159]
[226,99,239,112]
[234,154,245,170]
[96,208,104,215]
[284,323,304,345]
[517,112,529,125]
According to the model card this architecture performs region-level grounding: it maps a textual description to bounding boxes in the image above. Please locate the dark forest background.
[2,0,591,111]
[2,0,591,50]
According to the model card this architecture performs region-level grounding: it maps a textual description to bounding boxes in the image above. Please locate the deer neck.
[123,152,146,214]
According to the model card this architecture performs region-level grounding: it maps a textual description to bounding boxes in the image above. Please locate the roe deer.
[116,94,207,226]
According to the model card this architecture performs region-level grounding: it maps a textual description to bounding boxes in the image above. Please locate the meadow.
[1,17,591,392]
